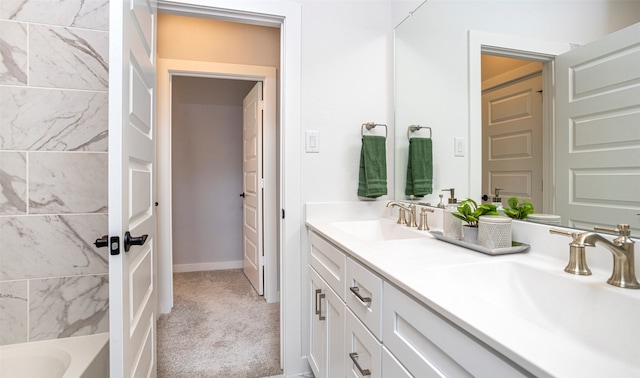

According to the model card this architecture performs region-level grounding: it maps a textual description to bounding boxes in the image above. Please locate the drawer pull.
[349,352,371,376]
[350,286,372,304]
[315,289,326,320]
[315,289,322,315]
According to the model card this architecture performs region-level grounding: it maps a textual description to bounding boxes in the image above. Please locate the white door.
[108,1,157,377]
[243,82,264,295]
[555,22,640,232]
[482,72,543,210]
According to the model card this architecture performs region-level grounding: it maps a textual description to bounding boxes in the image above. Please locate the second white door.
[243,82,264,295]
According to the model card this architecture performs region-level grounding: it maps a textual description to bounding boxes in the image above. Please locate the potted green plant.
[452,199,499,243]
[502,196,535,220]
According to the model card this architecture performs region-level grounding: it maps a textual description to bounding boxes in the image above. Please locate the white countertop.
[305,202,640,378]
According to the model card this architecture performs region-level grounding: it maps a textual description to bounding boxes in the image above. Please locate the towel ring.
[407,125,432,140]
[361,122,388,139]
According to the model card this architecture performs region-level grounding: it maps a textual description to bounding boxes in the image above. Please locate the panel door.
[243,82,264,295]
[482,73,543,210]
[108,0,157,376]
[555,22,640,232]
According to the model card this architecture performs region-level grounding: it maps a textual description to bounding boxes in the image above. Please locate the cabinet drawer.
[383,283,528,378]
[382,346,412,378]
[310,232,347,300]
[346,257,383,340]
[345,309,381,378]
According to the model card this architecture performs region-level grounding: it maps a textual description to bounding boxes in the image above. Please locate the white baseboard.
[173,260,243,273]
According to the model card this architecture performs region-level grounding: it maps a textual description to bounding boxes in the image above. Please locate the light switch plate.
[454,137,466,157]
[306,131,320,153]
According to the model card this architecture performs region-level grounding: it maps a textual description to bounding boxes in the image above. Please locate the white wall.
[171,76,256,267]
[300,1,395,203]
[395,0,640,206]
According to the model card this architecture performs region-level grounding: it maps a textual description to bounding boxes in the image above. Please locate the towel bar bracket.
[407,125,432,140]
[361,122,388,139]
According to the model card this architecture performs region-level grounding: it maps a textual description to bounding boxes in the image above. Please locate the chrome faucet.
[551,224,639,289]
[386,201,417,227]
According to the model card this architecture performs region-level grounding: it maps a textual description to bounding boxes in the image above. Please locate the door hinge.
[259,177,265,189]
[282,209,285,219]
[258,100,265,111]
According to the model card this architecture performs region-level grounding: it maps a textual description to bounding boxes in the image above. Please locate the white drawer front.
[346,257,383,340]
[382,346,413,378]
[310,232,347,300]
[383,284,528,378]
[346,309,382,378]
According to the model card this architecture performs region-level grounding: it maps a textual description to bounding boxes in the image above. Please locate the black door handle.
[239,192,245,198]
[124,231,148,252]
[94,235,108,248]
[482,194,489,201]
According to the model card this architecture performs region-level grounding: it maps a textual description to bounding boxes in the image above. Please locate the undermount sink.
[329,219,424,242]
[424,261,640,367]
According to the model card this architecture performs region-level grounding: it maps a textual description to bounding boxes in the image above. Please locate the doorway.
[481,55,543,211]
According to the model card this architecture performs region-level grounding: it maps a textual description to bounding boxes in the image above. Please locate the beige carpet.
[157,269,282,377]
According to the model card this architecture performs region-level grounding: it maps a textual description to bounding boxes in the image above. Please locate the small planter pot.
[462,225,479,244]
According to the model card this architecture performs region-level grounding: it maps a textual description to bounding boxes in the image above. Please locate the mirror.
[394,0,640,234]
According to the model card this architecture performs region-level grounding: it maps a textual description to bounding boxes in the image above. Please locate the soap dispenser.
[491,187,505,215]
[442,188,463,239]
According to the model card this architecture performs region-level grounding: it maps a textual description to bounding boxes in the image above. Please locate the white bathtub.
[0,333,109,378]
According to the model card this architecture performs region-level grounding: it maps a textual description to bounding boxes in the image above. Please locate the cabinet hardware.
[350,286,372,304]
[349,352,371,376]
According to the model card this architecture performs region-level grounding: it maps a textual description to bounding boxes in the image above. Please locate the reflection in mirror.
[394,1,640,235]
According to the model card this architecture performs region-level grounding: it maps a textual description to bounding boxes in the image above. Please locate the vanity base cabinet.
[345,308,381,378]
[309,266,345,378]
[382,346,413,378]
[383,284,529,378]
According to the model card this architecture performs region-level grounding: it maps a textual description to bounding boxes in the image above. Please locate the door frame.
[468,31,572,212]
[156,59,278,310]
[156,1,303,374]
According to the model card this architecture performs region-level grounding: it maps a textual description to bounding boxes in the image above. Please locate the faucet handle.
[549,228,581,241]
[594,224,631,237]
[550,228,591,275]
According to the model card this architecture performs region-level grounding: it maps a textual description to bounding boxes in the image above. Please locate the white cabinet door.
[309,266,345,378]
[345,309,381,378]
[382,346,412,378]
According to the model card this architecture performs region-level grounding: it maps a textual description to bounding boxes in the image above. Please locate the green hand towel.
[405,137,433,197]
[358,135,388,198]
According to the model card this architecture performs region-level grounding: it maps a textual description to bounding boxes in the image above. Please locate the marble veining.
[29,152,107,214]
[29,24,108,90]
[0,87,108,151]
[0,20,27,85]
[0,0,109,31]
[0,280,28,344]
[0,214,108,280]
[29,275,108,341]
[0,151,27,215]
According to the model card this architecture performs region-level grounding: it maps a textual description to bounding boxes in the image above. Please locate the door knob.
[94,235,108,248]
[239,192,245,198]
[124,231,148,252]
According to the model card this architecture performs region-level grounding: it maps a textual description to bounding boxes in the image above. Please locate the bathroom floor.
[157,269,281,377]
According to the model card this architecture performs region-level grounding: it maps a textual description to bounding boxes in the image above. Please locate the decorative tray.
[429,231,530,256]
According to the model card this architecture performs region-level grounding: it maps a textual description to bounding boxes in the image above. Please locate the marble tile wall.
[0,0,110,346]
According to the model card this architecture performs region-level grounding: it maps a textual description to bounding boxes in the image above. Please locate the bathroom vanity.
[305,202,640,378]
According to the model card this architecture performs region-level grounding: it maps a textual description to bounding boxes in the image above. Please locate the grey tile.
[0,152,26,215]
[29,274,108,341]
[29,152,107,214]
[0,20,27,85]
[0,0,109,31]
[0,87,108,151]
[0,280,28,345]
[0,214,108,280]
[29,24,108,90]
